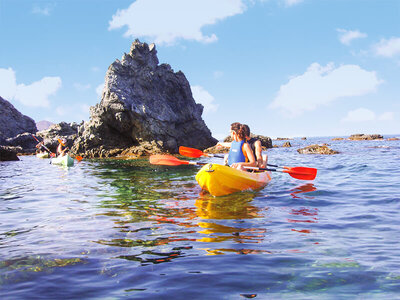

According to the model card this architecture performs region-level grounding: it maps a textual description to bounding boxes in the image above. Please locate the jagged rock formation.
[0,96,37,145]
[71,40,217,158]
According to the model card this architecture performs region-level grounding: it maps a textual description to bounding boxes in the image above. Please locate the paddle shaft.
[32,134,54,155]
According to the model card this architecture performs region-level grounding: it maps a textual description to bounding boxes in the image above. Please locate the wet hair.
[230,122,246,140]
[242,124,251,138]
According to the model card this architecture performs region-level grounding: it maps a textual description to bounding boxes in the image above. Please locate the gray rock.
[72,40,217,157]
[297,144,339,155]
[0,146,20,161]
[0,96,37,143]
[348,134,384,140]
[6,132,37,154]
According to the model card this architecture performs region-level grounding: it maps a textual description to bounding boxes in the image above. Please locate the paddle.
[244,166,317,180]
[32,134,56,157]
[57,138,83,161]
[179,146,317,178]
[150,154,316,180]
[149,154,206,166]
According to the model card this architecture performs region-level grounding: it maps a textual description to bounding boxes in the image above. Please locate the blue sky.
[1,0,399,139]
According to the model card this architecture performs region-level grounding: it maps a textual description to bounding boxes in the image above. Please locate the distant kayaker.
[242,124,268,168]
[57,138,68,157]
[227,123,256,171]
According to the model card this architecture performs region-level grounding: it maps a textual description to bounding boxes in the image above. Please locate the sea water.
[1,136,400,299]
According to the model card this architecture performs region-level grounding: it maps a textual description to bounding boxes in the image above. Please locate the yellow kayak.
[195,163,272,197]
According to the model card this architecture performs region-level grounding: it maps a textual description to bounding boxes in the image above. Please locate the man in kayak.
[242,124,268,168]
[57,138,68,157]
[227,123,256,171]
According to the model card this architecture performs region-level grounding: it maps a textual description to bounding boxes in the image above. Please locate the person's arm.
[254,140,265,168]
[216,142,231,148]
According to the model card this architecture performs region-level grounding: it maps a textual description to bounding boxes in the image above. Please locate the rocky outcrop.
[71,40,217,158]
[0,96,37,144]
[0,146,20,161]
[6,133,38,154]
[348,134,383,141]
[297,144,339,155]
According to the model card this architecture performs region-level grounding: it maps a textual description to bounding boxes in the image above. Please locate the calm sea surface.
[1,136,400,299]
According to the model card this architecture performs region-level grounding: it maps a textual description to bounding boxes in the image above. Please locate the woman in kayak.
[242,124,268,168]
[227,123,257,171]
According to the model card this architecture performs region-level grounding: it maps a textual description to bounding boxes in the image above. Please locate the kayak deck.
[51,155,74,167]
[195,163,271,197]
[36,152,49,159]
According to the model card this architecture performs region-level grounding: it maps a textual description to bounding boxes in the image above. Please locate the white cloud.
[108,0,246,45]
[0,67,61,107]
[15,77,62,107]
[283,0,303,7]
[32,4,54,16]
[269,63,383,117]
[191,85,218,114]
[342,108,375,122]
[377,111,394,121]
[342,108,394,122]
[73,83,91,91]
[0,67,17,100]
[373,37,400,57]
[337,29,367,45]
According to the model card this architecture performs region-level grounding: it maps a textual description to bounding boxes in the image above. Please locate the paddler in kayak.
[242,124,268,168]
[57,138,68,157]
[227,123,257,171]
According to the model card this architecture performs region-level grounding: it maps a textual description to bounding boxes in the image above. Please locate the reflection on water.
[290,183,317,199]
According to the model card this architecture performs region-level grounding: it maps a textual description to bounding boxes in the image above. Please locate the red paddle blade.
[149,155,189,166]
[75,156,83,161]
[284,167,317,180]
[179,146,204,158]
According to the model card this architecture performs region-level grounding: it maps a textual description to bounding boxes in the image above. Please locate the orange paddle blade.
[179,146,205,158]
[58,138,66,147]
[149,155,190,166]
[283,167,317,180]
[75,156,83,161]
